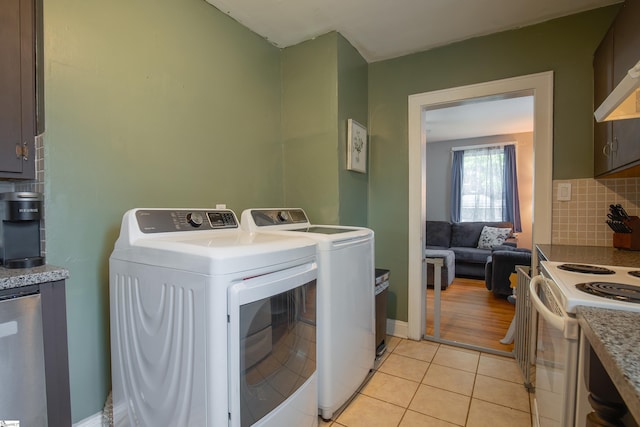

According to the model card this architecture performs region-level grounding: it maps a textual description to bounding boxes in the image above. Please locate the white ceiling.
[205,0,620,62]
[424,95,534,143]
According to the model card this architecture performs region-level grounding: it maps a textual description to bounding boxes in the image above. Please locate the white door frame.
[407,72,554,340]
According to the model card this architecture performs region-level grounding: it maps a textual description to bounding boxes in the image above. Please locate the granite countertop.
[537,244,640,267]
[576,306,640,422]
[0,264,69,291]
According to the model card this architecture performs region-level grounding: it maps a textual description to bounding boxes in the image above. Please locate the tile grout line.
[463,353,481,426]
[332,337,531,426]
[382,340,431,427]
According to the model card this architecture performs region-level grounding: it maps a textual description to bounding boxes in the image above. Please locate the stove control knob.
[277,211,289,223]
[186,212,204,227]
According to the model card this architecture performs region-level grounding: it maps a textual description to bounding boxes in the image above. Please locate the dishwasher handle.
[529,275,578,340]
[0,284,40,301]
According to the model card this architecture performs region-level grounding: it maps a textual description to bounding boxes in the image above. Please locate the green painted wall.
[44,0,282,421]
[282,32,368,226]
[368,7,619,321]
[337,34,369,227]
[282,34,340,223]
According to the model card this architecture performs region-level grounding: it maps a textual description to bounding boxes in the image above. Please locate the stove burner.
[629,271,640,279]
[576,282,640,303]
[558,263,615,275]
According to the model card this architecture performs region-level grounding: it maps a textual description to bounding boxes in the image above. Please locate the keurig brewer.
[0,192,44,268]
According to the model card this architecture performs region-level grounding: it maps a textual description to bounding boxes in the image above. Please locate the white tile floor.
[320,336,532,427]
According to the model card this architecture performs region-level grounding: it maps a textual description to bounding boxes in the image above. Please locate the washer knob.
[277,211,289,222]
[186,212,204,227]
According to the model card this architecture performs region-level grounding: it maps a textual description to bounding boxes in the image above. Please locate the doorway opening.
[407,72,554,352]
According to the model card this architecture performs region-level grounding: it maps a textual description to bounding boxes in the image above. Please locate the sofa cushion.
[477,226,512,249]
[492,245,530,253]
[426,221,452,247]
[492,244,517,251]
[450,221,512,247]
[450,247,491,264]
[424,248,455,259]
[426,245,449,251]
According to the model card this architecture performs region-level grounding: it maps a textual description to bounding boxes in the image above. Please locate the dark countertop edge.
[536,244,640,267]
[576,306,640,422]
[0,264,69,290]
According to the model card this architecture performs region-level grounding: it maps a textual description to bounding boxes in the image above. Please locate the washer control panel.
[249,209,308,227]
[135,209,238,233]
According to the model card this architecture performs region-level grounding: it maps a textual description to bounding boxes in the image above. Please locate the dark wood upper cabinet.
[0,0,42,180]
[613,0,640,84]
[594,28,614,177]
[593,0,640,178]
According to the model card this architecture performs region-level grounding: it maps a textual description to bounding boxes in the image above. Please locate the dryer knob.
[277,211,289,223]
[186,212,204,227]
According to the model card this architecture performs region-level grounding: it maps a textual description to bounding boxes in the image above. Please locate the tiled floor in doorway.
[320,336,532,427]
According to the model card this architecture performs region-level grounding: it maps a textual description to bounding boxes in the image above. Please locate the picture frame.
[347,119,367,173]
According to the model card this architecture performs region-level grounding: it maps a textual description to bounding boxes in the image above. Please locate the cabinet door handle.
[603,141,611,157]
[15,142,29,161]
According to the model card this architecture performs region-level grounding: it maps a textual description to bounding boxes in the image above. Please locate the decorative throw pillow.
[477,226,512,249]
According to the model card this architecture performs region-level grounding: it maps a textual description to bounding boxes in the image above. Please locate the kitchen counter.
[537,244,640,267]
[0,264,69,291]
[576,306,640,423]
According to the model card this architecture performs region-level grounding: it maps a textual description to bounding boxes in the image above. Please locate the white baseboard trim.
[386,318,408,338]
[73,412,102,427]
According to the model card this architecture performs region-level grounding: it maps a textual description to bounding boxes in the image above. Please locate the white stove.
[534,260,640,427]
[540,261,640,314]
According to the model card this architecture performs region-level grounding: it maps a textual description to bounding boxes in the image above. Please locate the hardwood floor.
[426,277,515,353]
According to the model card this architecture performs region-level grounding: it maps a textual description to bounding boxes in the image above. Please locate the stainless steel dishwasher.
[0,288,48,426]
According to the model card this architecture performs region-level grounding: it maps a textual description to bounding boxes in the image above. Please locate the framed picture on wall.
[347,119,367,173]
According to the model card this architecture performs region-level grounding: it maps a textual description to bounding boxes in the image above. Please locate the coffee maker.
[0,192,44,268]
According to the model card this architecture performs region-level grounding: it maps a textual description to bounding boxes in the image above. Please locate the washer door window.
[228,264,317,427]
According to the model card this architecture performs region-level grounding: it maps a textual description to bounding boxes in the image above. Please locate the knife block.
[613,216,640,251]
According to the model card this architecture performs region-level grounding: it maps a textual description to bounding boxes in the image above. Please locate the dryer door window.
[228,263,317,427]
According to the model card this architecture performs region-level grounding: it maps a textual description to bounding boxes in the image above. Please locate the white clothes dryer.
[240,208,375,420]
[109,208,319,427]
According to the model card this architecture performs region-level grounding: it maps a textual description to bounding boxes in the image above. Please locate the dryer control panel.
[135,209,238,233]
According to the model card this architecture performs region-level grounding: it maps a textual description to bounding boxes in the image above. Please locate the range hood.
[594,60,640,122]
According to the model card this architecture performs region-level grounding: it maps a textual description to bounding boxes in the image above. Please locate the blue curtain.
[450,150,464,222]
[503,144,522,232]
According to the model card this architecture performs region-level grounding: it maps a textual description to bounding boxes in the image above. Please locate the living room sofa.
[426,220,514,279]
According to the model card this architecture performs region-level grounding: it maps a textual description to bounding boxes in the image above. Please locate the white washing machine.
[109,208,319,427]
[240,208,375,420]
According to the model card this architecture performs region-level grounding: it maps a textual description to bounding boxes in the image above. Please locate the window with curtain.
[450,144,521,232]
